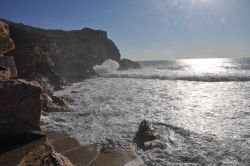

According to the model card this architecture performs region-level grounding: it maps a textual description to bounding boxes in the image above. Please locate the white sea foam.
[41,59,250,165]
[93,59,119,74]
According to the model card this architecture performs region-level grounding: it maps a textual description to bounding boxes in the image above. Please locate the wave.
[101,73,250,82]
[93,59,119,74]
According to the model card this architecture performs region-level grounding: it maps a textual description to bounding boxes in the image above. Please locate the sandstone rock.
[0,56,17,78]
[0,35,15,54]
[0,21,9,36]
[0,65,10,81]
[0,79,42,136]
[0,137,73,166]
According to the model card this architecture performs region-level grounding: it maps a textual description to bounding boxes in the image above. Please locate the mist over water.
[42,58,250,165]
[93,59,119,74]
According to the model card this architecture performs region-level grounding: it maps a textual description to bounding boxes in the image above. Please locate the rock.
[0,65,10,80]
[119,58,141,70]
[42,93,74,112]
[0,21,9,36]
[0,21,14,54]
[0,56,17,78]
[41,92,54,112]
[0,136,73,166]
[133,120,157,150]
[1,18,121,86]
[42,145,74,166]
[0,36,15,55]
[54,85,64,91]
[0,21,17,80]
[0,79,42,136]
[0,131,46,154]
[51,95,74,107]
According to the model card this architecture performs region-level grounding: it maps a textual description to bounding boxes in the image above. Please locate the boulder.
[0,56,17,78]
[0,35,15,55]
[0,21,9,36]
[134,120,157,149]
[119,58,141,70]
[0,79,42,136]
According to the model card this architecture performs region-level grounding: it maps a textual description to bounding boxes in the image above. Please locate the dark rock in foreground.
[0,135,73,166]
[0,80,73,165]
[134,120,157,150]
[0,79,42,133]
[119,58,141,70]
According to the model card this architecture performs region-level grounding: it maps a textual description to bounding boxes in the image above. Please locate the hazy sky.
[1,0,250,60]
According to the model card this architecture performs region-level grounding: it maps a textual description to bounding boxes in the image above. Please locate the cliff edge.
[0,18,135,87]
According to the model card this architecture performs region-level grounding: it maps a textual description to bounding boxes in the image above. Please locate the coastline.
[0,19,142,166]
[45,131,144,166]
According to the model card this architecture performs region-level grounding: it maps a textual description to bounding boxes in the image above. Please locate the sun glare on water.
[181,58,227,72]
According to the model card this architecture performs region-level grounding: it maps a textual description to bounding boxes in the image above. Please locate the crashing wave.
[93,59,120,74]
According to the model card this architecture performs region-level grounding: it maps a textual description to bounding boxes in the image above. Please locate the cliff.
[0,18,122,86]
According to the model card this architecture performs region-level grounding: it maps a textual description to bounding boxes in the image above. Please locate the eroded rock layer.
[1,18,121,85]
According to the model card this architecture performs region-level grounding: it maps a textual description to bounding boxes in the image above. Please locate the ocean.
[41,58,250,165]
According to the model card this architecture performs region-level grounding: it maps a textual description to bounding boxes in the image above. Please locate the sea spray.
[93,59,119,74]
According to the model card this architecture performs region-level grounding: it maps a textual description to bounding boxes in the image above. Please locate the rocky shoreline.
[0,19,142,165]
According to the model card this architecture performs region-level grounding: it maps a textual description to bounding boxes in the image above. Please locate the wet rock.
[134,120,157,150]
[119,58,141,70]
[51,95,74,107]
[41,92,54,112]
[0,79,42,136]
[54,85,64,91]
[42,93,74,112]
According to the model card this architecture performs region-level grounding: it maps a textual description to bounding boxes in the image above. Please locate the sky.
[1,0,250,60]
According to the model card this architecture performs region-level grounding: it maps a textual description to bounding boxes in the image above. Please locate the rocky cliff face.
[0,18,122,86]
[49,28,121,81]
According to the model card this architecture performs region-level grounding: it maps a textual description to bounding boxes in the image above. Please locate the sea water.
[41,58,250,165]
